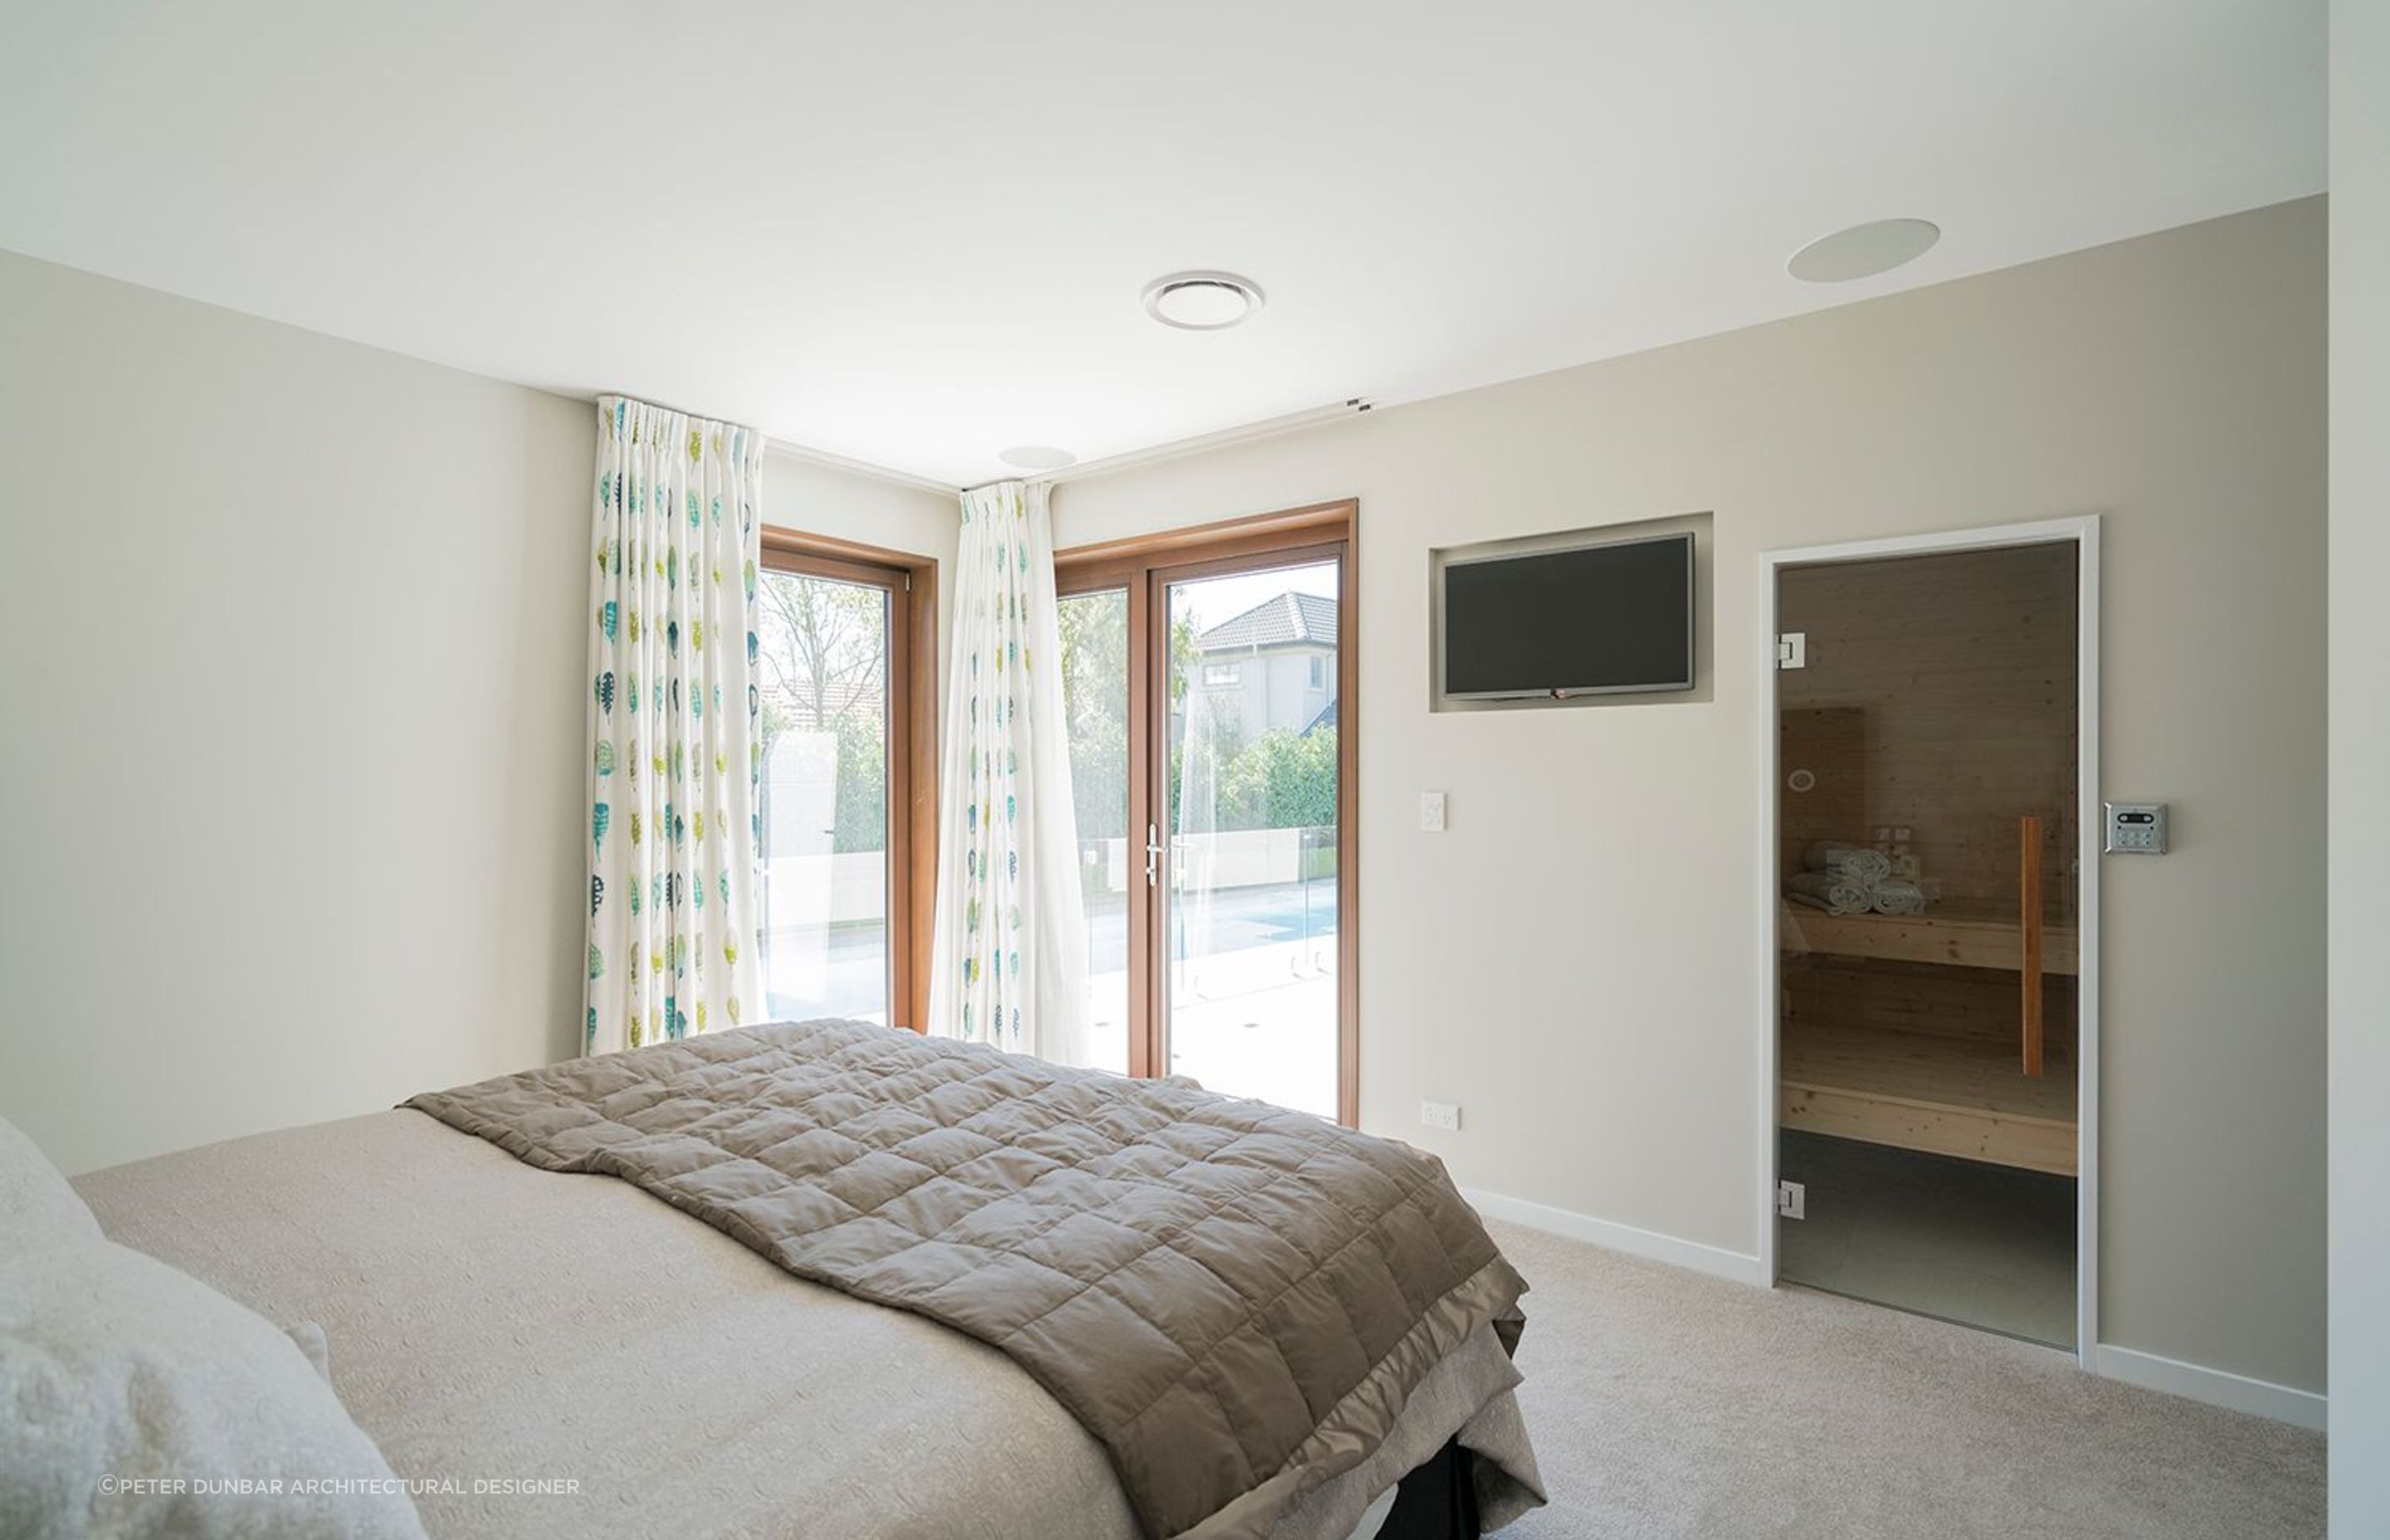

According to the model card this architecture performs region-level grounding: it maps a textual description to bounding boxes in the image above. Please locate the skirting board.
[1462,1186,2329,1432]
[2090,1344,2329,1433]
[1459,1186,1767,1288]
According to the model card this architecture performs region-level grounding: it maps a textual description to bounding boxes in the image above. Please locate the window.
[1204,661,1241,686]
[1308,655,1325,688]
[754,531,936,1030]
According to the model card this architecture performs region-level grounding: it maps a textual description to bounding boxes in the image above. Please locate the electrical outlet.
[1419,1100,1461,1133]
[1419,792,1447,833]
[1777,1180,1805,1220]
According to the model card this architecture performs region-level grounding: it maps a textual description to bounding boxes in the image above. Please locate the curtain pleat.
[583,396,763,1054]
[928,480,1092,1064]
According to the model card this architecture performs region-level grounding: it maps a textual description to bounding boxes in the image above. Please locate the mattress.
[72,1109,1538,1540]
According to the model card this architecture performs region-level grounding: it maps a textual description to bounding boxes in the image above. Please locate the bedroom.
[0,2,2379,1538]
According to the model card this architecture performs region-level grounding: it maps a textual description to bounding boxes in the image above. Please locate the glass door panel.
[1058,587,1133,1075]
[1163,560,1341,1117]
[754,568,891,1023]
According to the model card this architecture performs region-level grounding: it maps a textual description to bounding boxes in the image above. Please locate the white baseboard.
[2091,1343,2328,1432]
[1460,1186,1766,1287]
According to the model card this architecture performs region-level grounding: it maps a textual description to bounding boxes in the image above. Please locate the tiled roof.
[1196,592,1338,651]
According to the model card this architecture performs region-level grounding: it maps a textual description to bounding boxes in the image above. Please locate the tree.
[755,574,885,733]
[755,573,890,855]
[1058,590,1129,842]
[1215,726,1337,831]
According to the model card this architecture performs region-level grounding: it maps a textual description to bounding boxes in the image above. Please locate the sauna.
[1774,539,2080,1348]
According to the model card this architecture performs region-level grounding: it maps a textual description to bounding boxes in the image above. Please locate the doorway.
[1760,518,2100,1359]
[1055,503,1358,1123]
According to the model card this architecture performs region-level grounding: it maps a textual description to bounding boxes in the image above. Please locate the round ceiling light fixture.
[1787,218,1941,283]
[997,445,1078,471]
[1142,270,1265,330]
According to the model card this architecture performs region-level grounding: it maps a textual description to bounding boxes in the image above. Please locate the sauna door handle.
[2020,814,2044,1078]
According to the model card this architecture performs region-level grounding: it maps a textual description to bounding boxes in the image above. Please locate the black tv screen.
[1442,533,1695,699]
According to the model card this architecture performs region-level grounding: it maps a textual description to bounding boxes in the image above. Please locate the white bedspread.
[72,1109,1536,1540]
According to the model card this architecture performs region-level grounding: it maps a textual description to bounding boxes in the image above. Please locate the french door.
[1056,503,1357,1124]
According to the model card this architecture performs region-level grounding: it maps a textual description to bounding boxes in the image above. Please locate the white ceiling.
[0,2,2323,489]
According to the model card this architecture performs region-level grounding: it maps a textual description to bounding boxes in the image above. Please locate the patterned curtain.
[927,480,1092,1064]
[584,397,763,1054]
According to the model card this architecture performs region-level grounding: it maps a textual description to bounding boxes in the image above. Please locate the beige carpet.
[1485,1220,2324,1539]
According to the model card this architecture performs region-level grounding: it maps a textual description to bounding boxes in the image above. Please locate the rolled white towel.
[1803,841,1892,882]
[1872,878,1927,916]
[1788,870,1875,914]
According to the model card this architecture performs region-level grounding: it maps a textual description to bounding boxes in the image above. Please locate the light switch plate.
[2104,802,2168,854]
[1419,792,1447,833]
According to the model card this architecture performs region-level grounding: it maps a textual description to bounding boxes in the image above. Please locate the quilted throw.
[407,1021,1528,1540]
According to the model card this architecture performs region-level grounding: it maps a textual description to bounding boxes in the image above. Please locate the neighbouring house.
[1193,592,1338,744]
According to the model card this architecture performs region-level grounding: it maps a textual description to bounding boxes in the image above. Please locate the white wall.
[2329,0,2388,1525]
[1053,200,2328,1398]
[0,250,593,1173]
[0,252,958,1178]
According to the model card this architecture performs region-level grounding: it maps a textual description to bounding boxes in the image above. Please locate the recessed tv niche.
[1441,531,1695,699]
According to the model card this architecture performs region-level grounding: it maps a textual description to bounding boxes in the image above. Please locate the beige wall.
[1053,199,2328,1395]
[2329,0,2387,1525]
[0,251,958,1177]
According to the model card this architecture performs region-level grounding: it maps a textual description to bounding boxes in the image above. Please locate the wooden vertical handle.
[2020,815,2045,1077]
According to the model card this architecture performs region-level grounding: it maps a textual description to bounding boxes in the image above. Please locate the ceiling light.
[997,445,1077,471]
[1142,271,1265,330]
[1787,219,1941,283]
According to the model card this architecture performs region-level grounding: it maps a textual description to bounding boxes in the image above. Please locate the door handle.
[2020,814,2044,1077]
[1144,822,1164,888]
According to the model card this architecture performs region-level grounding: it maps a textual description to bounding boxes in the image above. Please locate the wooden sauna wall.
[1778,543,2079,1057]
[1782,958,2080,1058]
[1777,544,2079,919]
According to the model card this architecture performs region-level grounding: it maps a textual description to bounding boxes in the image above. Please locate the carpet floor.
[1485,1220,2324,1539]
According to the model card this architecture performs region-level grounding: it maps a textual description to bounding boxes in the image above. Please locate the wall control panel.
[2104,802,2169,854]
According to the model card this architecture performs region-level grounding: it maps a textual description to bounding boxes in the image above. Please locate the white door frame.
[1755,513,2102,1366]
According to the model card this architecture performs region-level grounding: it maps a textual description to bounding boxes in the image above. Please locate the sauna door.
[1773,539,2083,1349]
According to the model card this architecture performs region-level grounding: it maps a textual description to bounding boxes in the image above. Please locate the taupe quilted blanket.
[406,1020,1529,1540]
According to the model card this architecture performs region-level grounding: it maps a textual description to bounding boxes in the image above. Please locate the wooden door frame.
[1056,500,1360,1126]
[758,526,940,1032]
[1756,513,2100,1366]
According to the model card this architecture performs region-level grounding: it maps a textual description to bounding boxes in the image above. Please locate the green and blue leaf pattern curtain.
[584,397,763,1054]
[928,481,1092,1063]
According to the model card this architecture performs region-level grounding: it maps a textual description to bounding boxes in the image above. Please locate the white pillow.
[0,1114,102,1253]
[0,1121,426,1540]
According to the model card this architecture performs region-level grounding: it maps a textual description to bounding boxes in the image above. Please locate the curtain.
[583,397,764,1055]
[928,480,1092,1064]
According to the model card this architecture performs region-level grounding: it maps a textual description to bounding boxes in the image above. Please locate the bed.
[60,1021,1544,1539]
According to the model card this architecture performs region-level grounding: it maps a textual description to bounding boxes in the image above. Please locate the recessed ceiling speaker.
[997,445,1078,471]
[1142,271,1266,330]
[1788,219,1941,283]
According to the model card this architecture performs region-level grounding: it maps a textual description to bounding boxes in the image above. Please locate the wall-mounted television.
[1441,531,1695,699]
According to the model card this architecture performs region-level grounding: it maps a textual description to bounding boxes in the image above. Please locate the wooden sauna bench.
[1788,908,2079,976]
[1780,1021,2078,1177]
[1780,907,2082,1177]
